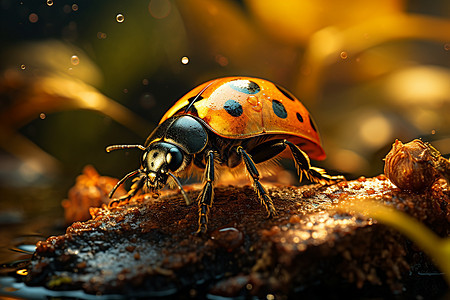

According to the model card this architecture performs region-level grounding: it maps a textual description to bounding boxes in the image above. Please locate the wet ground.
[0,185,66,299]
[0,185,135,299]
[1,174,447,299]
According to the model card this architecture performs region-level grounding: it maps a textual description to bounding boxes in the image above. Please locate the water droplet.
[246,95,262,112]
[13,244,36,254]
[431,129,436,135]
[20,64,26,70]
[116,13,125,23]
[340,51,348,59]
[210,226,244,251]
[123,88,128,93]
[39,113,46,120]
[246,95,258,106]
[181,56,189,64]
[97,31,107,39]
[142,78,149,85]
[28,13,38,23]
[70,55,79,65]
[72,4,78,11]
[46,0,53,6]
[215,54,228,66]
[444,43,450,51]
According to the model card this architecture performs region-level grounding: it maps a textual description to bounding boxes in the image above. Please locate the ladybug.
[106,76,344,233]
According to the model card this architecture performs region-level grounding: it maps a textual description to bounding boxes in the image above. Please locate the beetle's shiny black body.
[107,114,342,233]
[145,115,208,154]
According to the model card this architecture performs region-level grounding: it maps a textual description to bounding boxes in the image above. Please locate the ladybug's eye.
[166,147,183,171]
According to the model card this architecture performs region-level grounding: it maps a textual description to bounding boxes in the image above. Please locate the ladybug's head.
[141,141,186,191]
[106,141,192,204]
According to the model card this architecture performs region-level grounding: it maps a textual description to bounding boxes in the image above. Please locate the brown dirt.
[25,174,449,298]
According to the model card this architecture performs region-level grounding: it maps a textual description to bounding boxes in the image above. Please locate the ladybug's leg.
[283,140,345,184]
[237,146,276,218]
[248,139,344,184]
[196,150,215,234]
[108,172,145,207]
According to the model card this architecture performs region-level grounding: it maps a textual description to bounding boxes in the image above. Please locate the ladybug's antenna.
[109,169,141,198]
[106,144,146,153]
[184,80,217,113]
[168,172,191,205]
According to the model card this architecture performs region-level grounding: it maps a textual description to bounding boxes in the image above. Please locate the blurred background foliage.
[0,0,449,188]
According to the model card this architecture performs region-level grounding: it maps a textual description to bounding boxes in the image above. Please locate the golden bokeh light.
[386,66,450,107]
[16,269,28,276]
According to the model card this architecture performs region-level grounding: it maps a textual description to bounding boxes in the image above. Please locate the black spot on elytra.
[224,99,243,117]
[188,95,204,104]
[228,80,260,94]
[276,84,295,101]
[309,117,317,132]
[184,95,204,113]
[296,112,304,123]
[272,100,287,119]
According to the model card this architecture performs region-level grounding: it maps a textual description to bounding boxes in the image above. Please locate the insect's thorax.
[146,115,208,155]
[197,133,289,169]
